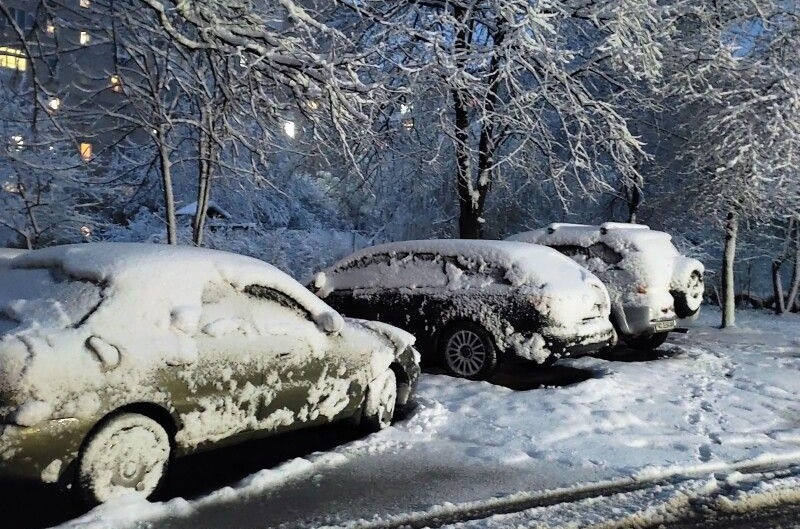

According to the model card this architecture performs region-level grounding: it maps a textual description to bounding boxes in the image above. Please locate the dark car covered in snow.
[309,240,616,380]
[0,243,420,504]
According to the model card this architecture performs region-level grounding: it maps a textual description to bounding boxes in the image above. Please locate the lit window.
[46,22,55,35]
[79,142,92,161]
[0,47,27,71]
[47,97,61,111]
[110,74,122,92]
[79,31,90,45]
[283,120,296,138]
[400,103,412,115]
[79,0,91,7]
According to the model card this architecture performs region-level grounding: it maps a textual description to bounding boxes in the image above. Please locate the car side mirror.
[317,310,343,334]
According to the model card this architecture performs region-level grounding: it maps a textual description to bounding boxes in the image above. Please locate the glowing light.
[283,120,296,138]
[0,47,26,71]
[79,142,92,161]
[79,31,90,45]
[48,97,61,111]
[110,74,122,92]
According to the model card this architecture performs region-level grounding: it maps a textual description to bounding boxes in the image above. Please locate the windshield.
[0,267,103,335]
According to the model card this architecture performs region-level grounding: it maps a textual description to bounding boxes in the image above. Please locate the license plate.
[654,320,676,331]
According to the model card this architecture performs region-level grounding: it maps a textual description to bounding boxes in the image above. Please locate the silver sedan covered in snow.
[0,243,419,504]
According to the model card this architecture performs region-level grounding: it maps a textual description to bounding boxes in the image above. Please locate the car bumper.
[611,303,677,337]
[548,327,618,359]
[0,418,90,484]
[394,346,421,408]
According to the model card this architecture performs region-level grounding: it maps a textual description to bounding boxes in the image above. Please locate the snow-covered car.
[309,240,616,380]
[0,248,26,264]
[0,243,420,504]
[507,223,705,349]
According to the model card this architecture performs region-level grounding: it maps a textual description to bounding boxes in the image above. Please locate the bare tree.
[361,0,670,238]
[668,0,800,327]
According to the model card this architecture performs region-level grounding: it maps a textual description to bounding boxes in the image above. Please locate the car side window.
[552,245,590,259]
[198,282,316,338]
[330,252,447,291]
[587,243,623,265]
[443,255,507,289]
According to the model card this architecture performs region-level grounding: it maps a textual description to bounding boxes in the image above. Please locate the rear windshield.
[0,267,103,335]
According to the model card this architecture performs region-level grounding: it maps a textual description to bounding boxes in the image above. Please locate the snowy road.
[41,309,800,528]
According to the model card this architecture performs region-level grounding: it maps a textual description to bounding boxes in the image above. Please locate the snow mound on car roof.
[326,239,595,289]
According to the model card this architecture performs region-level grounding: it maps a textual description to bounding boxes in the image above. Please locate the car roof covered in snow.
[507,222,672,250]
[329,239,578,272]
[7,243,335,322]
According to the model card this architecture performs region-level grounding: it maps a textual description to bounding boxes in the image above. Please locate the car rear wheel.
[362,369,397,432]
[77,413,171,505]
[623,331,669,351]
[441,323,498,380]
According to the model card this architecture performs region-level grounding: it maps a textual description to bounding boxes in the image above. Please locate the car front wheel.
[440,323,498,380]
[77,413,171,505]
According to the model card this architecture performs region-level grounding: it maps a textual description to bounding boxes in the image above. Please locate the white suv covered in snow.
[507,223,704,349]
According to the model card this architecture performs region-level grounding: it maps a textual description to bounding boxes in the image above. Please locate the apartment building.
[0,0,125,161]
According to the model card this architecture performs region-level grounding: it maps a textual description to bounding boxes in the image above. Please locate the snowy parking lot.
[44,308,800,528]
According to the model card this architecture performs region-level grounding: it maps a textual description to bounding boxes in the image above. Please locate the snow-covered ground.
[55,308,800,529]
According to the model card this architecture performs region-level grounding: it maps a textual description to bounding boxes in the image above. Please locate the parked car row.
[0,223,702,504]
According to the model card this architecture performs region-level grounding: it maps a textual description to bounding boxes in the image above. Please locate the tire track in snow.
[339,458,800,529]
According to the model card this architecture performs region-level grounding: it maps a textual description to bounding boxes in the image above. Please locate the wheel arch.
[388,362,411,407]
[78,402,179,454]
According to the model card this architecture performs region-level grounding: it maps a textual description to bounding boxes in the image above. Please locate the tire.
[623,331,669,351]
[440,323,498,380]
[77,413,171,505]
[362,369,397,432]
[673,271,704,319]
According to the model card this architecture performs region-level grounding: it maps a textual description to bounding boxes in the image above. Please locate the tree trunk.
[721,211,738,328]
[772,260,786,314]
[782,221,800,313]
[450,4,482,240]
[193,104,213,246]
[157,125,177,244]
[453,88,481,239]
[625,173,643,223]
